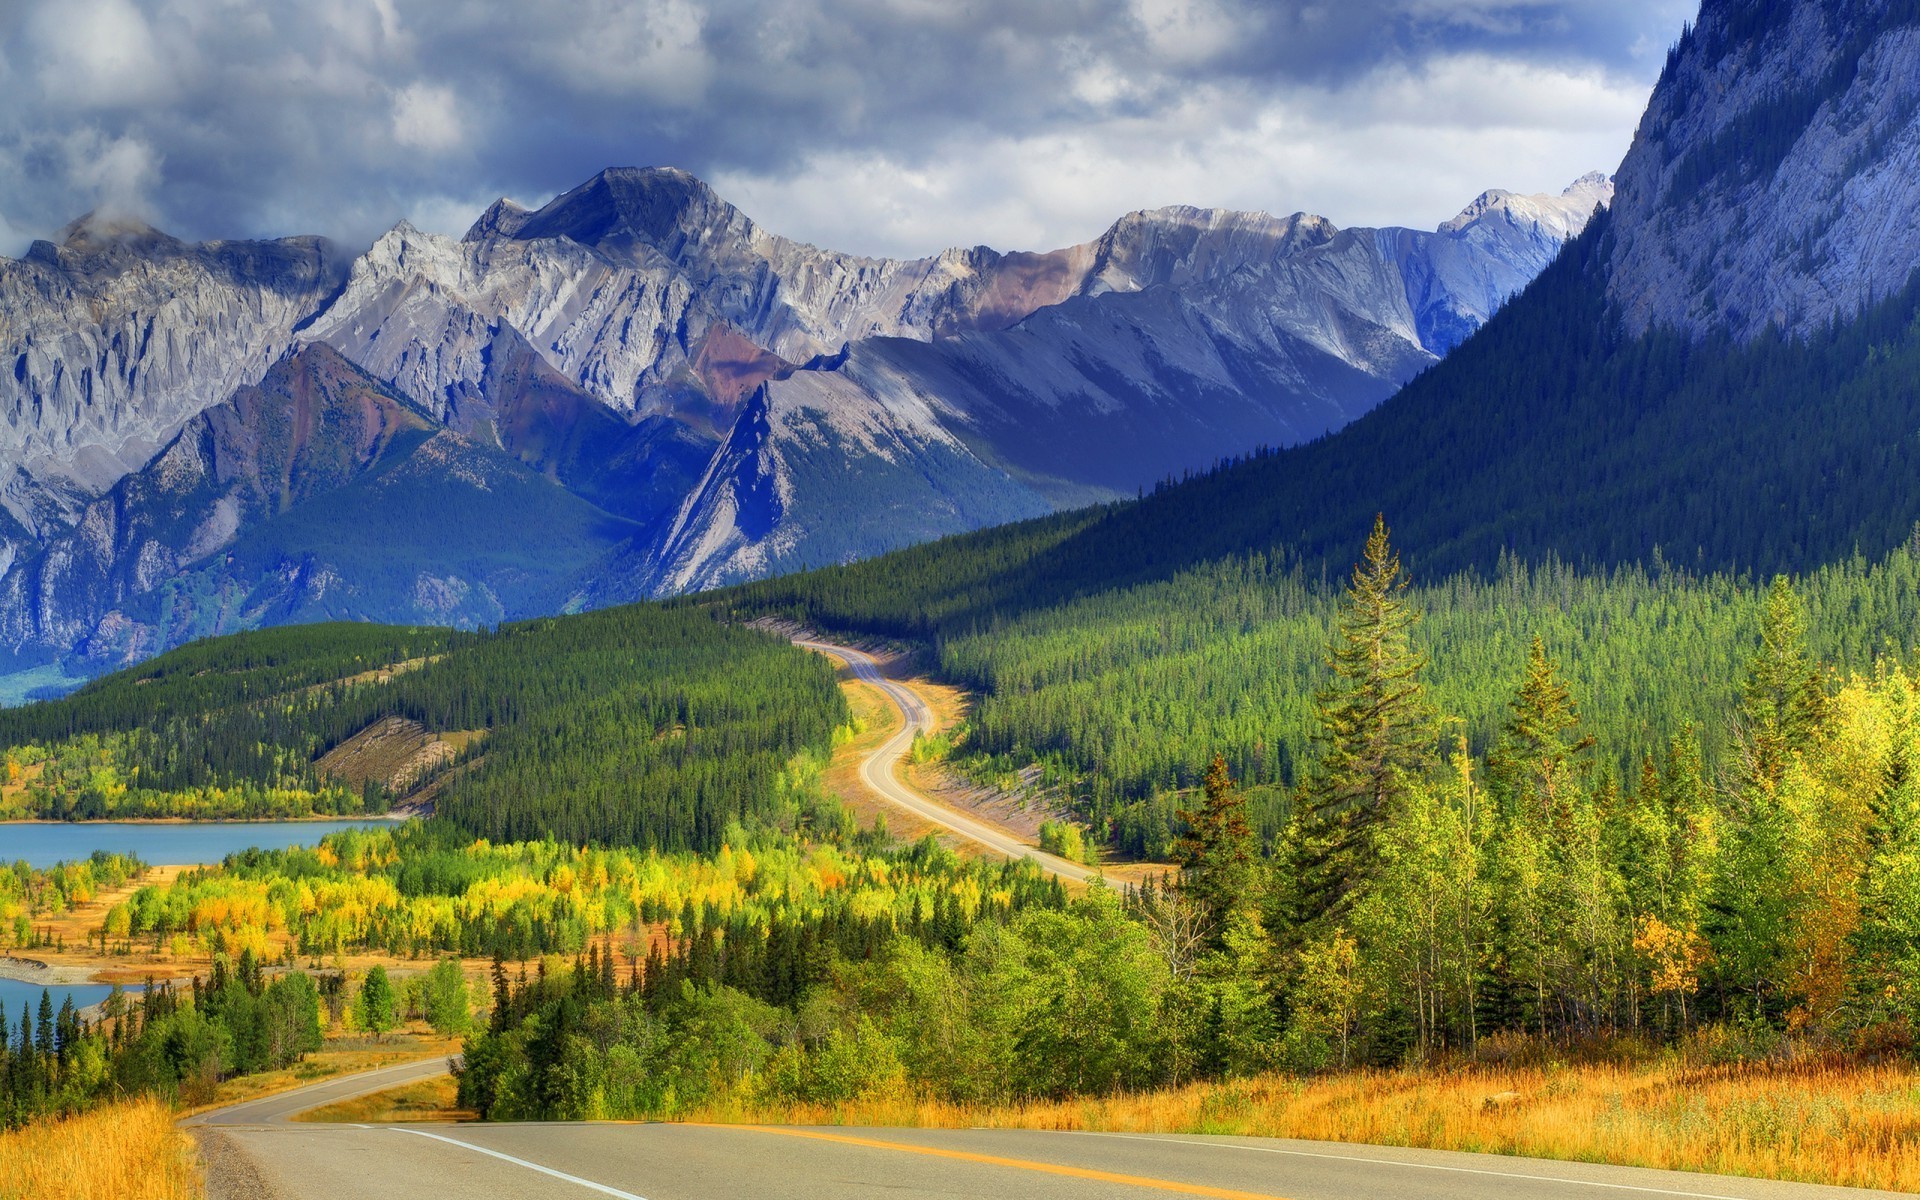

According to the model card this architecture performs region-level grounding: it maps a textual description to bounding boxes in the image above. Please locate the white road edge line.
[1080,1133,1759,1200]
[390,1127,649,1199]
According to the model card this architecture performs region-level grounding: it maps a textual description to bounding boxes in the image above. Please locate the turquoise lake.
[0,976,130,1021]
[0,819,392,869]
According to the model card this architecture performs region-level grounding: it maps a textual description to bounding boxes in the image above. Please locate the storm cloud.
[0,0,1693,258]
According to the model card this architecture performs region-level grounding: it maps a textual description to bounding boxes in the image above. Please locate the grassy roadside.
[671,1057,1920,1194]
[294,1073,469,1124]
[0,1029,458,1200]
[307,1045,1920,1191]
[0,1096,197,1200]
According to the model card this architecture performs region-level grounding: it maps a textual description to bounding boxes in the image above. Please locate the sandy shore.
[0,954,106,985]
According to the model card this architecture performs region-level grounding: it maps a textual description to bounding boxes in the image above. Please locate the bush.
[357,966,397,1038]
[423,959,472,1035]
[1039,819,1091,864]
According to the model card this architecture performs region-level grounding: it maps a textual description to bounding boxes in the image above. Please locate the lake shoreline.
[0,812,412,827]
[1,817,408,870]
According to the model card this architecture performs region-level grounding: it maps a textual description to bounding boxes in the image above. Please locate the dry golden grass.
[684,1058,1920,1193]
[294,1074,470,1124]
[0,1096,198,1200]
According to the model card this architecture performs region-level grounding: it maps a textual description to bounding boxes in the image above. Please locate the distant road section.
[187,1062,1905,1200]
[183,1056,454,1128]
[793,638,1098,884]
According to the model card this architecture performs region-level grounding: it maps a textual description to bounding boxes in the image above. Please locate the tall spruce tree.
[1487,635,1594,821]
[1177,753,1256,942]
[1741,576,1827,784]
[1282,515,1431,936]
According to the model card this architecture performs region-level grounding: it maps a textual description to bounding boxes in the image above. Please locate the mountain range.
[0,168,1607,671]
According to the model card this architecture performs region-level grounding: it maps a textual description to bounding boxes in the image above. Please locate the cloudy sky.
[0,0,1694,259]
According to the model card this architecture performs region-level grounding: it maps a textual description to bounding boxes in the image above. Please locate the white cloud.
[530,0,712,101]
[1129,0,1248,67]
[28,0,174,108]
[391,83,464,154]
[62,129,162,219]
[711,53,1650,258]
[0,0,1688,256]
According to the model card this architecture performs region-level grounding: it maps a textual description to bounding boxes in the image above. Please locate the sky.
[0,0,1697,260]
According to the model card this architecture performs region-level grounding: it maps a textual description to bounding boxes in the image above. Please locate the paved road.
[187,1062,1902,1200]
[182,1056,456,1128]
[794,638,1097,883]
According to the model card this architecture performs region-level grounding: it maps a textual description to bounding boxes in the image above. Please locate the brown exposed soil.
[693,323,798,410]
[315,717,484,795]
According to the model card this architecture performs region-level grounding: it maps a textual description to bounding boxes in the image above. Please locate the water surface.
[0,819,392,869]
[0,976,136,1022]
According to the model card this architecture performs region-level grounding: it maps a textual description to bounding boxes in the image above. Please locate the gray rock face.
[0,345,429,665]
[0,216,349,534]
[0,167,1606,666]
[1608,0,1920,340]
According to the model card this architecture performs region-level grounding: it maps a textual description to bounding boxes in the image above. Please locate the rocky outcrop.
[1607,0,1920,339]
[0,344,428,663]
[0,217,349,534]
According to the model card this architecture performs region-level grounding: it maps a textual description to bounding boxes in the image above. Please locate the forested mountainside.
[727,213,1920,631]
[0,170,1603,673]
[0,607,845,846]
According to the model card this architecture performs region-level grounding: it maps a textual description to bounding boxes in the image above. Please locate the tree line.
[0,948,323,1129]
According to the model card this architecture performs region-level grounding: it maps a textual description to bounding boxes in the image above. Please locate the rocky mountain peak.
[1437,174,1615,238]
[1087,205,1339,294]
[464,197,532,243]
[508,165,748,260]
[37,213,188,273]
[59,211,175,250]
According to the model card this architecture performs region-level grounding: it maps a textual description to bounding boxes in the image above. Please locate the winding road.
[187,1058,1900,1200]
[793,638,1098,883]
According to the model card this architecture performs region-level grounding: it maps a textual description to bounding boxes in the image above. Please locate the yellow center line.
[691,1125,1297,1200]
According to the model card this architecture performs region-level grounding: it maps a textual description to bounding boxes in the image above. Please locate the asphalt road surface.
[793,637,1097,883]
[187,1061,1904,1200]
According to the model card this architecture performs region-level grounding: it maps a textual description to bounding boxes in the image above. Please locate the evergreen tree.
[1484,639,1606,1038]
[1282,515,1431,934]
[359,967,397,1038]
[489,951,513,1034]
[1487,636,1594,821]
[1176,754,1256,942]
[1741,576,1827,784]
